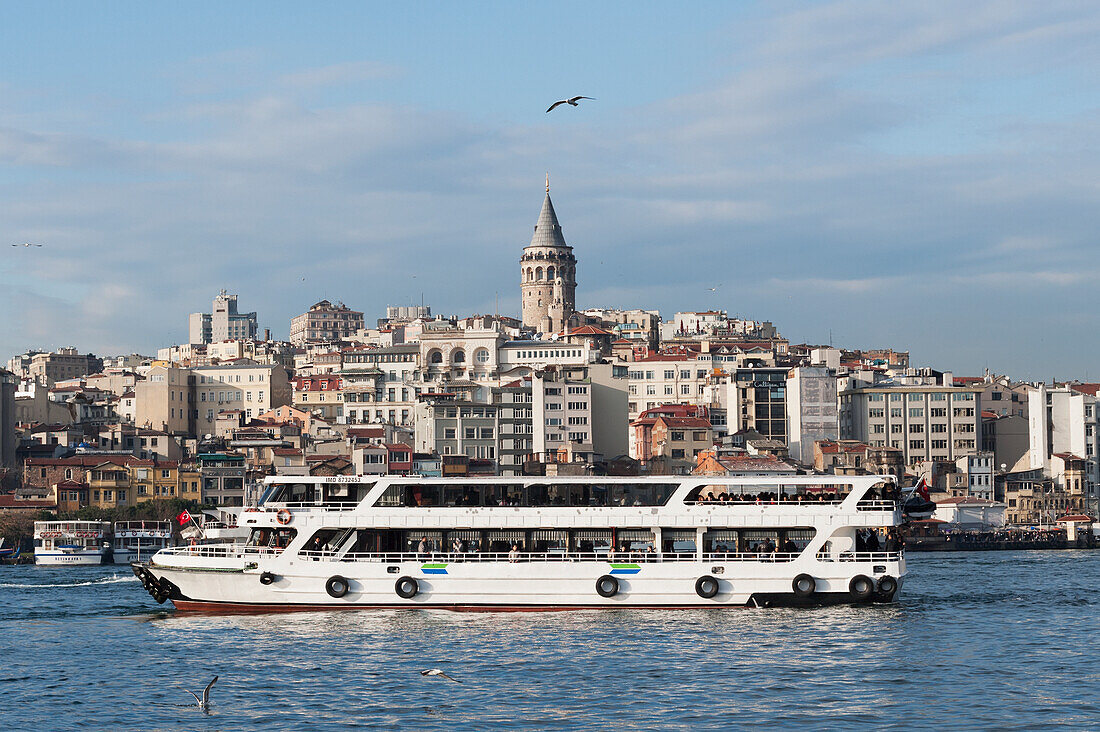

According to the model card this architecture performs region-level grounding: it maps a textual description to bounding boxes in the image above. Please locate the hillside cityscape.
[1,185,1096,532]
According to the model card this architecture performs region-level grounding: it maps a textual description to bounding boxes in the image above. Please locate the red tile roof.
[562,325,614,337]
[658,416,711,429]
[0,495,56,509]
[1070,383,1100,396]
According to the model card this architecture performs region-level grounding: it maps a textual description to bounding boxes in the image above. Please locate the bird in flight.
[184,676,218,714]
[707,285,721,292]
[11,243,43,247]
[421,668,462,683]
[546,96,595,113]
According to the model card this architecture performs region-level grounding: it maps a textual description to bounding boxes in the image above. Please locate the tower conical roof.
[526,192,570,250]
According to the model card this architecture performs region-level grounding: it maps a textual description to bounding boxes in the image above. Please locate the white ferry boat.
[35,521,113,565]
[112,521,174,564]
[132,475,905,611]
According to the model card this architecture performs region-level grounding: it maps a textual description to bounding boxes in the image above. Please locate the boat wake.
[0,573,139,589]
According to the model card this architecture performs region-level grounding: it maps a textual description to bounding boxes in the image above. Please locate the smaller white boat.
[112,521,174,564]
[34,521,113,565]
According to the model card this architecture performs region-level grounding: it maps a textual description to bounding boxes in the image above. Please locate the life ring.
[259,571,276,586]
[325,575,350,598]
[395,576,419,599]
[595,574,619,598]
[875,575,898,600]
[695,575,720,599]
[848,575,874,601]
[276,509,292,526]
[792,573,816,597]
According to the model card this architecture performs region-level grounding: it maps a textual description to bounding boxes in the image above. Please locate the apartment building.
[840,375,983,465]
[1027,383,1099,498]
[290,300,365,345]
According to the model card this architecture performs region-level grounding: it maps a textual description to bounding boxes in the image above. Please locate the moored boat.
[132,474,906,611]
[35,521,113,565]
[112,521,174,564]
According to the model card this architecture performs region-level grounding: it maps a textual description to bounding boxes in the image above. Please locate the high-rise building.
[189,290,258,345]
[520,179,577,334]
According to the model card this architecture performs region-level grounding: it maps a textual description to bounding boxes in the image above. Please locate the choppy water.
[1,552,1099,730]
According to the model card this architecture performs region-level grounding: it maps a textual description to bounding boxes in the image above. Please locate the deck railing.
[156,545,903,564]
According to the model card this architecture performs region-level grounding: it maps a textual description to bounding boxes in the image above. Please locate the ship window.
[661,529,696,555]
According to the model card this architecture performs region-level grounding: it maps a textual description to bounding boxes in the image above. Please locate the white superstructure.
[35,521,113,565]
[112,521,174,564]
[133,475,906,611]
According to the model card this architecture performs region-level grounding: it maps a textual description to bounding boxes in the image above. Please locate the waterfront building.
[839,370,982,466]
[189,290,258,345]
[520,182,578,334]
[290,300,365,345]
[932,497,1007,529]
[1004,472,1094,526]
[1026,383,1099,499]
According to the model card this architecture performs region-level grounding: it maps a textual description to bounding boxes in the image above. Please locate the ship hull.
[134,556,904,611]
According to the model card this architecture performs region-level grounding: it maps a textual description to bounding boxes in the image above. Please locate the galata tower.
[520,177,577,333]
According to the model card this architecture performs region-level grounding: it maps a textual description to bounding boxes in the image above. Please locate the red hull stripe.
[170,599,749,614]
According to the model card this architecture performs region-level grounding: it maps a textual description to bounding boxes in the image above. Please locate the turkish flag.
[915,480,930,501]
[177,511,192,526]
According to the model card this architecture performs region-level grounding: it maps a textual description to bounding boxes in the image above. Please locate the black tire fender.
[876,575,898,598]
[395,576,419,599]
[792,573,816,597]
[259,571,276,586]
[325,575,350,598]
[595,574,619,598]
[848,574,874,600]
[695,575,720,599]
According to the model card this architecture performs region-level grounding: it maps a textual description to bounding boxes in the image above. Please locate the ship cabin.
[233,476,903,567]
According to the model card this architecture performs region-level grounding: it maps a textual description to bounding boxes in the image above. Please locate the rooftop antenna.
[546,172,550,193]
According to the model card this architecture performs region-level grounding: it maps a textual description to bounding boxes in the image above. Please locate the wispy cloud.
[280,61,399,89]
[2,3,1100,380]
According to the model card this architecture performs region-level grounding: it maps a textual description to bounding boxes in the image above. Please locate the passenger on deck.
[885,529,902,553]
[452,537,464,556]
[508,543,519,563]
[309,536,324,553]
[781,538,798,554]
[417,536,430,558]
[866,530,880,552]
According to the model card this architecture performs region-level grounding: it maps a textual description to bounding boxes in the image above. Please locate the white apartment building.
[627,354,712,421]
[1027,384,1099,497]
[840,375,983,465]
[533,362,629,464]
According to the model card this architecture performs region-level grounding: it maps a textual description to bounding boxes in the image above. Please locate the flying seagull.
[184,676,218,713]
[546,96,595,113]
[421,668,462,683]
[12,243,43,247]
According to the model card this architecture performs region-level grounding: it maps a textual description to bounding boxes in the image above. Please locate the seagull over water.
[11,243,43,247]
[184,676,218,713]
[546,96,595,113]
[421,668,462,683]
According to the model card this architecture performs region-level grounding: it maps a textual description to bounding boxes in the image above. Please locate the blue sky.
[2,1,1098,380]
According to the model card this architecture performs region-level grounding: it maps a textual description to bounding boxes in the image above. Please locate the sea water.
[1,551,1098,730]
